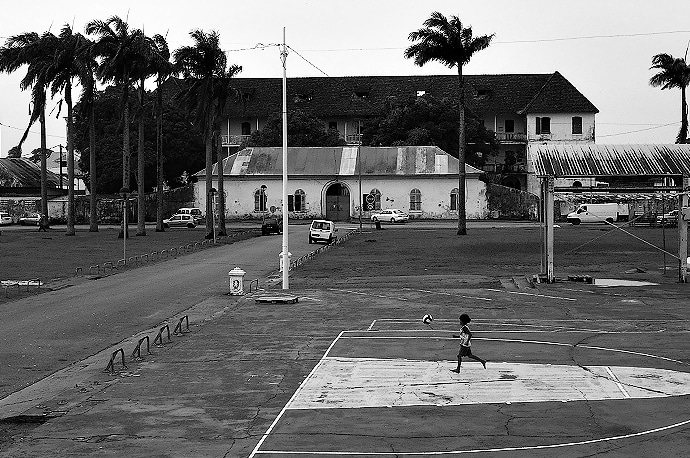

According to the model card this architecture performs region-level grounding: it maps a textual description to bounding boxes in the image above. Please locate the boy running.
[451,313,487,372]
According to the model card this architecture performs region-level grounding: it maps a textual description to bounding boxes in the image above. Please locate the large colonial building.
[193,146,486,221]
[219,72,598,191]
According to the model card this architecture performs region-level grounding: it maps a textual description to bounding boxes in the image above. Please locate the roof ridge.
[518,72,557,114]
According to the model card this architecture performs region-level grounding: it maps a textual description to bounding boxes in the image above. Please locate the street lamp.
[209,187,217,244]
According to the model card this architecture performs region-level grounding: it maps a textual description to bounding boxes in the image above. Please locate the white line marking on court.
[255,418,690,455]
[338,335,688,365]
[249,331,345,458]
[329,288,409,301]
[485,288,577,301]
[403,288,492,301]
[367,320,377,331]
[606,366,631,398]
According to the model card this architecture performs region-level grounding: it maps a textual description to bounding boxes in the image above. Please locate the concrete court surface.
[1,226,690,457]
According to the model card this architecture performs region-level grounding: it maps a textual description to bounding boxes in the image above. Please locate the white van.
[309,220,337,244]
[566,203,629,225]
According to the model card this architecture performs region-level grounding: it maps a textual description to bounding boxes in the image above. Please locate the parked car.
[261,217,282,235]
[656,210,678,226]
[174,207,204,224]
[0,212,12,226]
[309,219,337,244]
[18,213,41,225]
[163,214,197,228]
[370,208,409,223]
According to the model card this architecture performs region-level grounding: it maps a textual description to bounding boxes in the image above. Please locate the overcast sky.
[1,0,690,157]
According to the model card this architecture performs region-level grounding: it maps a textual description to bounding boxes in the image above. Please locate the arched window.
[288,189,306,211]
[254,188,267,212]
[450,188,459,211]
[410,189,422,211]
[369,188,381,210]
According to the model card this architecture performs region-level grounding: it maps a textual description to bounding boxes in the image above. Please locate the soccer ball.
[422,314,433,325]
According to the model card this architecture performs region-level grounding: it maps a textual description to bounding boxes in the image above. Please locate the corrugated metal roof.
[0,158,61,187]
[203,146,482,178]
[529,144,690,177]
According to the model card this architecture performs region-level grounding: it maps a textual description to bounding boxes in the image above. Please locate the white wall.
[526,113,595,142]
[194,175,487,220]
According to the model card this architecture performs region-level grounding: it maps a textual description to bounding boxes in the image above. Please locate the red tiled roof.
[217,73,598,119]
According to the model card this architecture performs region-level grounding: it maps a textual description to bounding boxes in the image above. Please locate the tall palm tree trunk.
[39,109,49,229]
[156,86,165,232]
[66,81,76,236]
[137,80,146,236]
[89,95,98,232]
[120,85,130,239]
[457,67,467,235]
[216,130,227,236]
[680,87,688,144]
[205,115,213,239]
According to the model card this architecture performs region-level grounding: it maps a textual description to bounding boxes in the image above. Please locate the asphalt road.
[0,224,320,399]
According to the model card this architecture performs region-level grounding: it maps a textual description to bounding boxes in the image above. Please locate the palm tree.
[212,65,242,236]
[650,52,690,144]
[405,12,493,235]
[49,25,95,236]
[0,31,53,228]
[174,29,241,239]
[77,40,99,232]
[86,16,145,238]
[133,33,156,236]
[150,34,176,232]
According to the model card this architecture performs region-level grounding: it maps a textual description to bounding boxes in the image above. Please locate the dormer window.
[295,93,312,102]
[354,91,369,99]
[476,89,490,98]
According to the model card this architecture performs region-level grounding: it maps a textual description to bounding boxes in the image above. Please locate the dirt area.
[290,223,687,288]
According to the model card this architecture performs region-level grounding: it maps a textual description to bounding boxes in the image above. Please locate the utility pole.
[281,27,289,290]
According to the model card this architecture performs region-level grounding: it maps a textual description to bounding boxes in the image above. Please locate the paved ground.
[1,222,689,457]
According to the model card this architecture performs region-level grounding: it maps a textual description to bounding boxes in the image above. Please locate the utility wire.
[0,121,66,140]
[598,121,678,138]
[286,45,330,77]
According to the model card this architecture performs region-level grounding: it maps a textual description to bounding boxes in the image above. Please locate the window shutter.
[288,195,294,212]
[535,117,541,135]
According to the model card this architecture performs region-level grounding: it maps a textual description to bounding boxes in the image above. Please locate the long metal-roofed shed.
[528,144,690,283]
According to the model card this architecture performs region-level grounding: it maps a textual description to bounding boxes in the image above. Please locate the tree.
[649,52,690,144]
[49,25,95,236]
[244,110,346,147]
[86,16,146,238]
[212,65,242,236]
[0,31,53,228]
[150,34,176,232]
[74,85,204,194]
[361,94,497,167]
[174,29,241,239]
[405,12,493,235]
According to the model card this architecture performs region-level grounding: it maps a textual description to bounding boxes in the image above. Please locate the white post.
[123,198,127,261]
[281,27,289,290]
[679,177,689,283]
[545,176,555,283]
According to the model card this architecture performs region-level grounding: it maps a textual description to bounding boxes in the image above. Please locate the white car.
[163,214,197,228]
[0,212,13,226]
[370,209,409,223]
[309,219,337,244]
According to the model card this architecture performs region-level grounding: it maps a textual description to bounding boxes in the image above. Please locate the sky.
[1,0,690,157]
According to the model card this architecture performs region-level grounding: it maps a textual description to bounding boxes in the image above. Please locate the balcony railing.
[222,134,251,146]
[494,132,527,142]
[345,134,363,145]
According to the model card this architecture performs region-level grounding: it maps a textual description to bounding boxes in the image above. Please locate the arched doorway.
[325,183,350,221]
